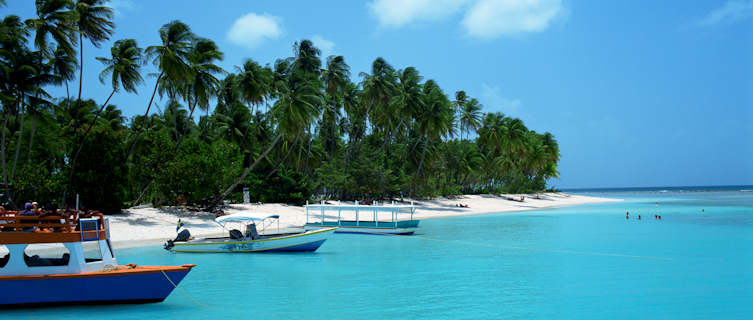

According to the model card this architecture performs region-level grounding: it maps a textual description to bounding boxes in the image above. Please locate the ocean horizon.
[564,184,753,194]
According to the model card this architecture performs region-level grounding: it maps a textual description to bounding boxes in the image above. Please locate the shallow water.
[7,191,753,319]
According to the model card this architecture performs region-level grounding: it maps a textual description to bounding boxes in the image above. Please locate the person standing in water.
[626,211,629,220]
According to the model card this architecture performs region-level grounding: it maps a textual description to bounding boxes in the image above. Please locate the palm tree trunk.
[25,116,36,165]
[304,128,312,172]
[76,33,83,114]
[1,111,10,208]
[126,72,164,160]
[9,102,26,184]
[268,133,300,178]
[415,135,429,178]
[215,133,282,207]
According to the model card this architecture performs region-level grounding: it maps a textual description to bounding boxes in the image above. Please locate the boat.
[304,201,420,235]
[164,213,336,253]
[0,210,195,308]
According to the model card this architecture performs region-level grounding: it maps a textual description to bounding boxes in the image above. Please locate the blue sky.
[4,0,752,189]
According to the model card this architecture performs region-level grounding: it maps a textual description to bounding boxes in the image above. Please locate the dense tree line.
[0,0,559,213]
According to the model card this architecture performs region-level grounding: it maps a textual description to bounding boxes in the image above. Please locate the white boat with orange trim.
[165,213,336,253]
[0,210,194,308]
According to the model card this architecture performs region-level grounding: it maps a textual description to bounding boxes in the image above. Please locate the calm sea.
[8,187,753,319]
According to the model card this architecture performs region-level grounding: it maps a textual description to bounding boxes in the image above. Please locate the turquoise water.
[8,191,753,319]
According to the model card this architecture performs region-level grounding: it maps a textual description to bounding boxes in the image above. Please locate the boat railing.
[305,201,417,228]
[0,211,104,233]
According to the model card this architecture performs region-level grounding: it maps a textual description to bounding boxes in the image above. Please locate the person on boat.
[31,201,40,214]
[19,202,37,232]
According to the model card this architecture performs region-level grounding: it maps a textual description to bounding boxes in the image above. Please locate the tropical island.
[1,1,568,216]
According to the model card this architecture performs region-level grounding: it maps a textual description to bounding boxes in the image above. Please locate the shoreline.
[108,193,621,250]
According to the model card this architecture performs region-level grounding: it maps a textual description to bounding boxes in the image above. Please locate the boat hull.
[172,227,336,253]
[0,265,194,308]
[305,220,419,235]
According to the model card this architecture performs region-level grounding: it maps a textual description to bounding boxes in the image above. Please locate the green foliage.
[153,138,242,206]
[69,125,127,213]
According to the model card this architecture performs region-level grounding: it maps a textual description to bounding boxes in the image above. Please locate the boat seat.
[245,223,259,240]
[229,229,244,240]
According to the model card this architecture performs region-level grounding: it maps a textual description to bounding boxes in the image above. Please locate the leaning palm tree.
[126,21,193,159]
[215,70,323,206]
[95,38,144,107]
[73,0,114,107]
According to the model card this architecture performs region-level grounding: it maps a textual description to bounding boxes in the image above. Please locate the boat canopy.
[215,213,279,224]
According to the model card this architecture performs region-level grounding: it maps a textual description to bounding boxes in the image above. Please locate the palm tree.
[129,21,193,158]
[321,55,350,158]
[95,39,143,108]
[73,0,114,109]
[459,98,482,140]
[144,20,193,113]
[48,45,77,100]
[414,79,454,179]
[184,37,223,119]
[26,0,77,58]
[360,57,397,149]
[235,59,272,159]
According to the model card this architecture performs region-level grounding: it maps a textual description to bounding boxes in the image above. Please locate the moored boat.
[304,201,420,235]
[0,210,195,308]
[165,213,336,253]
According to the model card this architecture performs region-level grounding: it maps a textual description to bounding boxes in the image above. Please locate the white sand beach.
[108,193,620,249]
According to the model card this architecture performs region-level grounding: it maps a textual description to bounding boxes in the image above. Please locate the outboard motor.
[164,229,191,250]
[229,229,244,240]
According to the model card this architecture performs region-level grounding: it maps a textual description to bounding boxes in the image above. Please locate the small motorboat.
[0,210,195,308]
[165,213,336,253]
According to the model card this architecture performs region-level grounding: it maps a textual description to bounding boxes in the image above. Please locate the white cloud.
[311,35,335,58]
[697,0,753,27]
[226,13,283,50]
[368,0,470,28]
[480,83,523,116]
[462,0,565,39]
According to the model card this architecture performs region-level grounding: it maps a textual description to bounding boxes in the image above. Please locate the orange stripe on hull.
[0,264,195,281]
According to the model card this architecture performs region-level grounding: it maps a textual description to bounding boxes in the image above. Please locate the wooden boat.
[304,201,420,235]
[0,211,194,308]
[165,213,336,253]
